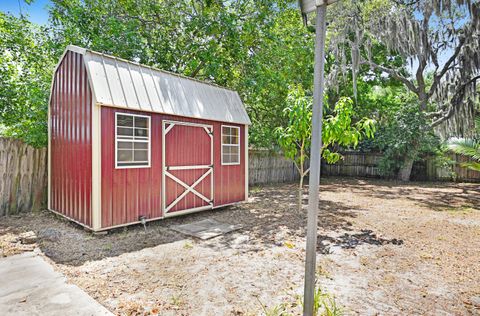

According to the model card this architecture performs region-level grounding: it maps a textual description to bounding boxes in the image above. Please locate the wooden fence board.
[0,138,47,216]
[248,149,299,185]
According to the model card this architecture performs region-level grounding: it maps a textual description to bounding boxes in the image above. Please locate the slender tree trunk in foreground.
[296,141,306,211]
[298,173,304,211]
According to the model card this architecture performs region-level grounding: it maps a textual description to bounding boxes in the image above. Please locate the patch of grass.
[434,205,477,215]
[103,243,112,251]
[259,302,289,316]
[183,241,193,250]
[258,286,343,316]
[305,287,343,316]
[250,186,262,194]
[170,294,184,308]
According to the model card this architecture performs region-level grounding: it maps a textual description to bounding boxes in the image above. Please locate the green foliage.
[276,86,312,173]
[447,116,480,171]
[311,287,343,316]
[257,286,343,316]
[322,97,375,163]
[0,13,57,147]
[298,287,343,316]
[447,138,480,171]
[276,86,375,209]
[276,87,376,169]
[373,97,440,176]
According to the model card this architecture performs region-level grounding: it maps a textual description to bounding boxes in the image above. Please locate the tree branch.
[303,168,310,177]
[427,36,466,99]
[430,75,480,127]
[188,59,205,78]
[360,59,418,94]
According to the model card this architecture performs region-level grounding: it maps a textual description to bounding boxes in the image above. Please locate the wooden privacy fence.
[0,138,47,216]
[321,152,383,178]
[423,153,480,182]
[249,149,300,185]
[321,151,480,182]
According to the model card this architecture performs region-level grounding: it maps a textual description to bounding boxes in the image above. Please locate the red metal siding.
[214,124,245,206]
[100,106,245,228]
[101,108,162,228]
[50,51,92,226]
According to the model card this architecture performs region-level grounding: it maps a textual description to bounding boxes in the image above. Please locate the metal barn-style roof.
[65,45,251,125]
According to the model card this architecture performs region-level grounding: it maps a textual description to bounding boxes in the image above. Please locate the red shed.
[48,45,250,231]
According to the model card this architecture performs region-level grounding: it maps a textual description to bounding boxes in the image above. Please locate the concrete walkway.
[0,252,112,316]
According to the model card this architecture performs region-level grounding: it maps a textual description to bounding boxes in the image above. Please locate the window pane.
[117,115,133,127]
[223,145,231,155]
[134,150,148,161]
[135,117,148,128]
[135,128,148,137]
[118,141,132,149]
[118,149,133,162]
[222,134,229,144]
[222,126,229,136]
[223,153,231,163]
[232,153,240,163]
[222,126,240,147]
[230,146,239,155]
[115,113,150,168]
[117,127,133,137]
[134,142,148,150]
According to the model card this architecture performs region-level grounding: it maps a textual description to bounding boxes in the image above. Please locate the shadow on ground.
[317,229,404,254]
[3,177,476,266]
[1,181,358,266]
[320,177,480,212]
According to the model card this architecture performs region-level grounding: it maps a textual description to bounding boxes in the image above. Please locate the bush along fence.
[0,138,47,216]
[1,138,478,216]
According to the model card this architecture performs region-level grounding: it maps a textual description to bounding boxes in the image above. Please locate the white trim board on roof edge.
[64,45,251,125]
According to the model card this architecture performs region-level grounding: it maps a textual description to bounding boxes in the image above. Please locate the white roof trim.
[61,45,251,125]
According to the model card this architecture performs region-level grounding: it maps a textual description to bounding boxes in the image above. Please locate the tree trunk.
[398,155,415,181]
[298,174,304,211]
[398,143,420,181]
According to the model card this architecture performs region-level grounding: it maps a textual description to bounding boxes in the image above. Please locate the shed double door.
[162,120,213,216]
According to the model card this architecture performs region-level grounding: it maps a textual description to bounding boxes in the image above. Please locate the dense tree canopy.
[1,0,478,183]
[0,12,56,146]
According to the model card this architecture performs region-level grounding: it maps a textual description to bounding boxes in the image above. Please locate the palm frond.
[447,138,480,162]
[459,162,480,172]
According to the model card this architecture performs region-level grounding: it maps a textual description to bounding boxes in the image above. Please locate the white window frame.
[221,125,241,166]
[115,112,151,169]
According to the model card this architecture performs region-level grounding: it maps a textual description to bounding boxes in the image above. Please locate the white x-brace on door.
[162,120,213,216]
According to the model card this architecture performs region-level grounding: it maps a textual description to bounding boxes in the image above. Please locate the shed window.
[115,113,150,168]
[221,125,240,165]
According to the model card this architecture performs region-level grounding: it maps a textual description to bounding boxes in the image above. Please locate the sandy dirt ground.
[1,178,479,315]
